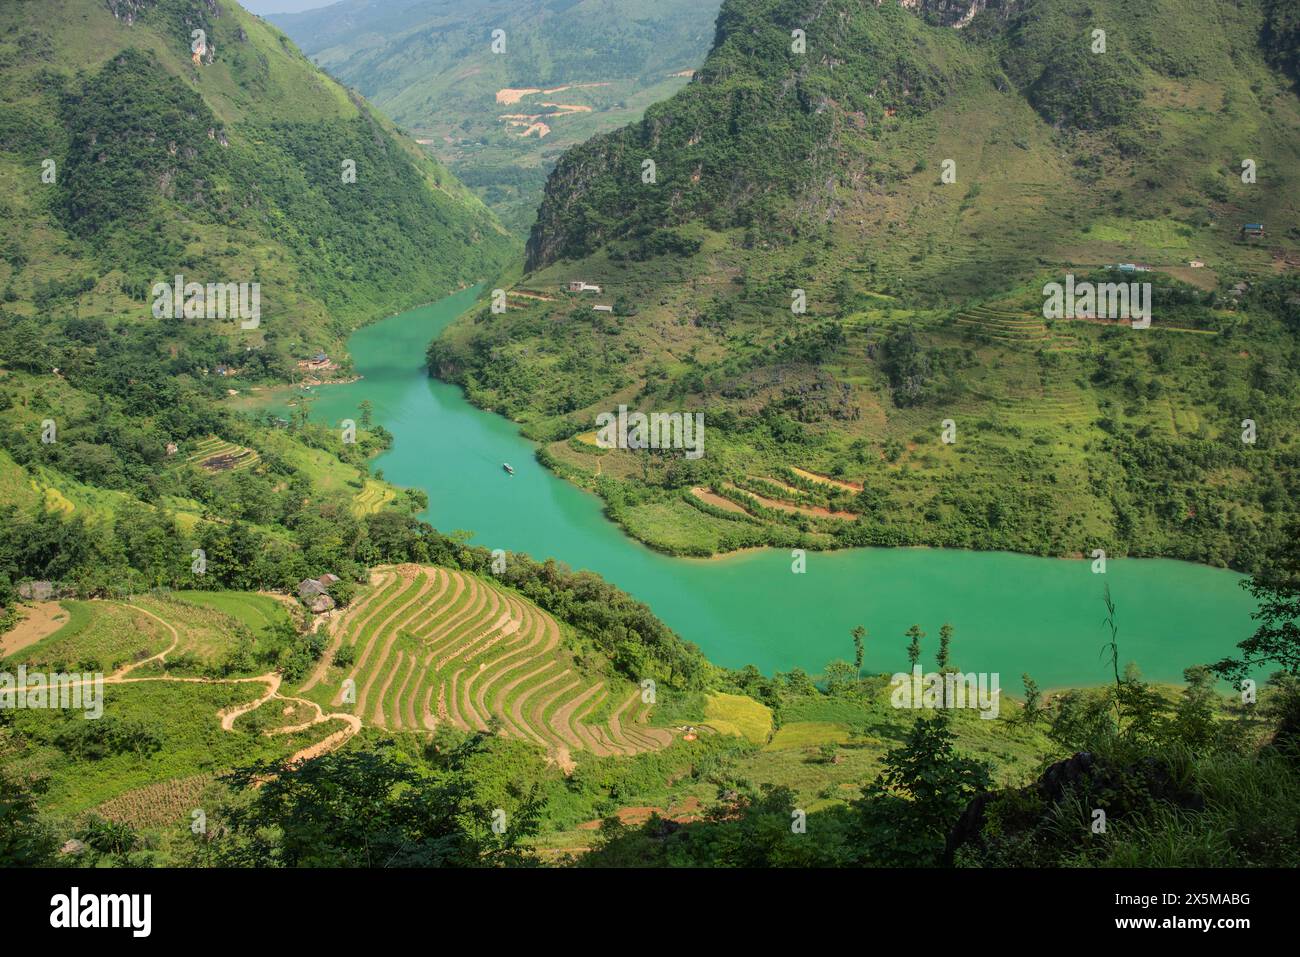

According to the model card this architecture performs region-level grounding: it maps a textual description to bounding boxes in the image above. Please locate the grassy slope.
[1,590,341,821]
[431,0,1300,569]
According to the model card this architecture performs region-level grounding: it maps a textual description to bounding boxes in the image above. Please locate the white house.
[568,281,602,294]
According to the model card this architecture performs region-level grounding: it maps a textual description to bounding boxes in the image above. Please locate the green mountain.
[431,0,1300,570]
[0,0,512,593]
[1,0,514,350]
[3,1,1300,879]
[271,0,724,234]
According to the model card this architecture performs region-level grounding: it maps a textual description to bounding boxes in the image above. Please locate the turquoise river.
[290,287,1258,688]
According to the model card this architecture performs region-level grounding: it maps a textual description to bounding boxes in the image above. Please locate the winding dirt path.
[32,602,362,769]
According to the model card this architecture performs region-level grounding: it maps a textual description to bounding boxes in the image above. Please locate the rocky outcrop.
[105,0,156,25]
[945,750,1206,865]
[105,0,222,25]
[896,0,1020,29]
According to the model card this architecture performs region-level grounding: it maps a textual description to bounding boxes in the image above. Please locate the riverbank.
[241,290,1258,687]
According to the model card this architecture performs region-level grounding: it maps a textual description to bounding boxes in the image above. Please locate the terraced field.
[954,305,1080,351]
[304,565,674,760]
[181,436,260,473]
[351,479,395,517]
[992,386,1098,432]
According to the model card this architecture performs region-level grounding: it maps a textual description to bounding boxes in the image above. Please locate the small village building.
[1241,223,1265,240]
[298,577,338,614]
[166,442,178,456]
[298,578,327,599]
[592,304,614,312]
[568,281,602,294]
[296,351,338,374]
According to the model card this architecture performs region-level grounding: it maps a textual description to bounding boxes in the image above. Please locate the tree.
[1212,524,1300,685]
[937,623,953,671]
[0,766,58,867]
[698,784,838,867]
[79,815,140,864]
[215,740,543,867]
[1020,672,1042,725]
[1170,665,1219,748]
[851,714,992,865]
[1101,585,1123,727]
[823,659,858,696]
[779,667,817,697]
[1048,688,1116,752]
[905,625,925,669]
[358,399,373,428]
[851,625,866,678]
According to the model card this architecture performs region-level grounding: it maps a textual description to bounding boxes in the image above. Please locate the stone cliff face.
[524,139,619,271]
[525,0,987,273]
[105,0,157,24]
[898,0,1019,29]
[105,0,222,28]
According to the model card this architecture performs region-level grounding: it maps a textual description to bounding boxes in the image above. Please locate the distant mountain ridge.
[271,0,724,234]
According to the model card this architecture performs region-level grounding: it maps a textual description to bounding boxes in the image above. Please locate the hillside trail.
[31,602,360,767]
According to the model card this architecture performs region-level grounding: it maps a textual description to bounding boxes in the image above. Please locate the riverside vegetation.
[1,0,1298,870]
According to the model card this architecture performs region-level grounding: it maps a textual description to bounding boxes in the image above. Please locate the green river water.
[292,288,1257,687]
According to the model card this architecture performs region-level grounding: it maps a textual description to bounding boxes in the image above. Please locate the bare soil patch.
[1,602,69,658]
[791,467,863,493]
[691,486,751,515]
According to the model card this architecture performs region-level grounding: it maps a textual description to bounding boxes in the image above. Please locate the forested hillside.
[2,0,1300,882]
[0,0,513,597]
[0,0,513,348]
[433,0,1300,569]
[272,0,722,233]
